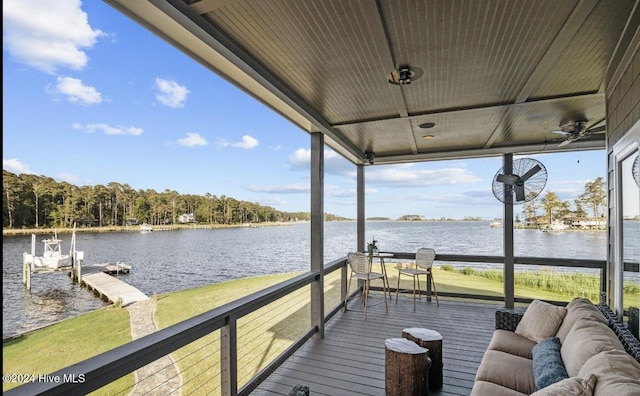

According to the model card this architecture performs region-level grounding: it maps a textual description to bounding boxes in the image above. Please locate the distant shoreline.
[1,221,302,236]
[3,219,613,236]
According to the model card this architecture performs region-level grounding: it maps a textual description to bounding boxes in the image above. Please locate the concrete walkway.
[125,299,182,395]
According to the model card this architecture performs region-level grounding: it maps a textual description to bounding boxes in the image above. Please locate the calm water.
[3,221,638,339]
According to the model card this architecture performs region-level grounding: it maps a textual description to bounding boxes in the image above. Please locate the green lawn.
[2,308,133,394]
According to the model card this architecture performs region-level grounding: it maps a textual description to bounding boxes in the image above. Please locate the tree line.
[2,170,336,229]
[521,177,606,224]
[2,170,606,229]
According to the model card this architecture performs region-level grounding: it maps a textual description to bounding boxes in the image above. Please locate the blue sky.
[2,1,610,220]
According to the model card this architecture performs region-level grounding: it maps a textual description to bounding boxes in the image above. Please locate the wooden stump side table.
[402,327,443,390]
[385,337,431,396]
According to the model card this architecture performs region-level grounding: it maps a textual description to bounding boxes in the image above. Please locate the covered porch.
[101,0,640,317]
[6,1,639,395]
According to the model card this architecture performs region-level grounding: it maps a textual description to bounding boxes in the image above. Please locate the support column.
[357,164,365,253]
[310,132,325,339]
[503,154,515,309]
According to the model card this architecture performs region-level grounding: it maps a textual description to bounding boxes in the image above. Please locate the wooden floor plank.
[251,298,499,396]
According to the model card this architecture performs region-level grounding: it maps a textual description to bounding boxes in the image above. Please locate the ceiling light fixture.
[387,65,424,86]
[419,122,436,129]
[422,135,435,140]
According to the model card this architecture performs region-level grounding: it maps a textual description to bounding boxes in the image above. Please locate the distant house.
[178,213,196,224]
[564,217,606,229]
[125,218,139,226]
[76,215,99,227]
[525,216,547,227]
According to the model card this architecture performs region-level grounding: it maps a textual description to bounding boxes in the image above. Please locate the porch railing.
[5,254,636,396]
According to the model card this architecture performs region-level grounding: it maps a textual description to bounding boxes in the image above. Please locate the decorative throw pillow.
[532,337,569,391]
[515,299,567,343]
[578,350,640,394]
[529,375,596,396]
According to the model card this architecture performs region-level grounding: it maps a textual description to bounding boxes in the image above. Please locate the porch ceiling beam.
[369,138,604,165]
[330,92,602,129]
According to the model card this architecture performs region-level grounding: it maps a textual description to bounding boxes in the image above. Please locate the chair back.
[347,252,370,275]
[416,248,436,270]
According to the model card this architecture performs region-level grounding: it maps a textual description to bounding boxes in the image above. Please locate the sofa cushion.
[529,375,596,396]
[488,329,537,359]
[469,380,528,396]
[532,337,569,391]
[561,318,625,377]
[555,298,608,343]
[475,350,535,394]
[515,299,567,343]
[578,349,640,395]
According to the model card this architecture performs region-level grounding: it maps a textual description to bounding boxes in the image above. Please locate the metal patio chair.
[396,248,439,310]
[343,252,388,319]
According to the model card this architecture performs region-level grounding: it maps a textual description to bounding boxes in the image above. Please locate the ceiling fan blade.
[515,185,526,202]
[587,125,606,134]
[551,130,571,136]
[520,164,541,182]
[557,139,572,147]
[496,174,517,185]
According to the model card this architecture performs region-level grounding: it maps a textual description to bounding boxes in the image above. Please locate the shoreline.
[2,221,303,236]
[3,220,609,236]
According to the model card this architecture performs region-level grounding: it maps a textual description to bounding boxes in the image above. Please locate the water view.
[3,221,638,339]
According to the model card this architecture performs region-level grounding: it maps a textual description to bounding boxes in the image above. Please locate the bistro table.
[364,252,394,299]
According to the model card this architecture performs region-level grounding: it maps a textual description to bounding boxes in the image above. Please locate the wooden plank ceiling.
[106,0,638,165]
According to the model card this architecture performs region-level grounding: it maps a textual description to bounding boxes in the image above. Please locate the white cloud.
[366,165,482,187]
[233,135,258,149]
[3,0,105,74]
[3,158,33,174]
[73,123,143,136]
[48,76,102,105]
[246,183,309,194]
[288,148,353,175]
[177,133,207,147]
[218,135,259,149]
[257,196,287,207]
[289,148,309,166]
[56,172,80,184]
[155,78,189,108]
[545,179,589,201]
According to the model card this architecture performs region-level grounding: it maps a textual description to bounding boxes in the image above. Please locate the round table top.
[363,252,394,258]
[385,337,429,353]
[402,327,443,341]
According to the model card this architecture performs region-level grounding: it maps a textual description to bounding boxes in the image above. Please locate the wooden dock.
[72,263,148,307]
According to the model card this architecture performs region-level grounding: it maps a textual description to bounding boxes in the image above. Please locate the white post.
[22,253,32,291]
[75,251,84,284]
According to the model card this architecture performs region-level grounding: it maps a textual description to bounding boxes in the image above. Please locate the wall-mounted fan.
[492,158,547,204]
[551,120,606,147]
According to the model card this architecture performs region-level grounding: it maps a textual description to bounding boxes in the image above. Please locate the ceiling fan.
[551,120,606,147]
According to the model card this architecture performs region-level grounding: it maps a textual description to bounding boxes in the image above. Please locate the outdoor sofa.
[470,296,640,395]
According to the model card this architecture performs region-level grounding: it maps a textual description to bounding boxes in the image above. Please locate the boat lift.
[22,225,83,291]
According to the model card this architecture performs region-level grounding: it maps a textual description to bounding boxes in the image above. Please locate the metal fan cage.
[492,158,548,205]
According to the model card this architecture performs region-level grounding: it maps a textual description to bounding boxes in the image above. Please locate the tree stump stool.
[402,328,443,390]
[385,337,431,396]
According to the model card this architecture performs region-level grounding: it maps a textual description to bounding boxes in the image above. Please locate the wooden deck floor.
[252,295,501,396]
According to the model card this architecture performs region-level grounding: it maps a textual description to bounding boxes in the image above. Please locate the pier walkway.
[126,299,181,395]
[78,264,181,393]
[76,263,148,307]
